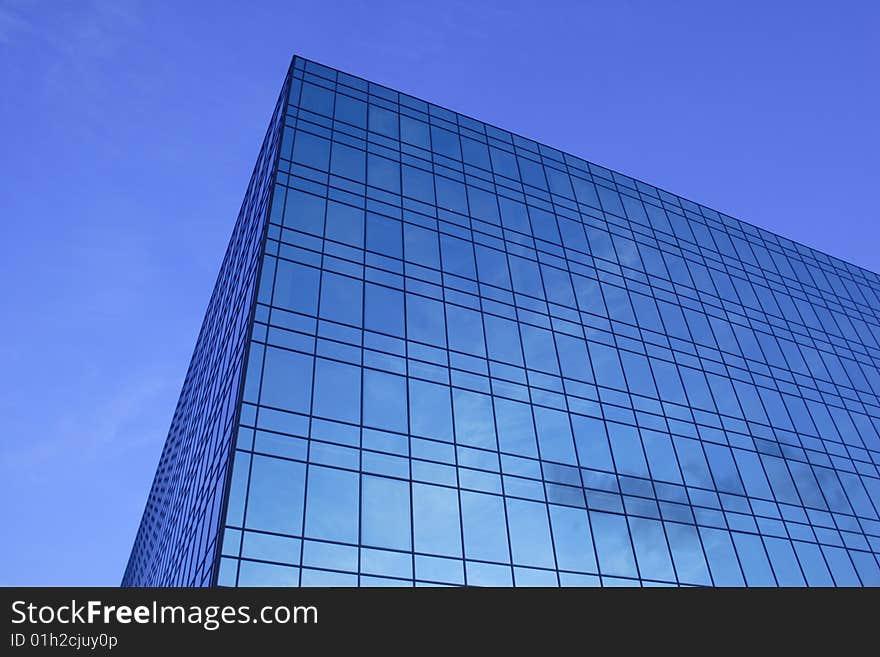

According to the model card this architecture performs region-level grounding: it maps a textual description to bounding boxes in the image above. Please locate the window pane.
[732,532,776,586]
[509,255,543,297]
[320,272,362,326]
[304,465,359,543]
[439,234,475,279]
[313,358,360,423]
[467,561,512,586]
[619,350,656,398]
[302,540,356,572]
[283,188,325,236]
[554,333,593,383]
[406,293,446,346]
[461,491,510,563]
[400,116,429,148]
[629,517,675,582]
[679,366,716,412]
[506,498,554,569]
[572,274,606,314]
[367,154,400,193]
[404,224,440,268]
[589,342,626,390]
[300,82,333,115]
[461,137,490,169]
[467,185,498,223]
[732,448,772,499]
[366,213,402,258]
[242,532,300,565]
[498,197,530,233]
[590,511,637,579]
[273,260,320,315]
[431,125,461,159]
[402,165,435,203]
[362,475,411,551]
[363,370,407,433]
[534,406,576,465]
[452,388,496,450]
[521,325,559,374]
[475,245,511,288]
[821,546,860,586]
[674,437,713,488]
[641,428,682,484]
[571,414,614,472]
[529,207,559,243]
[490,146,518,178]
[364,283,404,337]
[409,379,452,440]
[650,357,686,404]
[549,504,597,574]
[368,104,398,138]
[850,551,880,586]
[334,93,366,127]
[238,561,298,587]
[793,541,834,586]
[704,443,744,495]
[764,537,806,586]
[245,455,305,535]
[484,314,523,365]
[436,177,468,214]
[330,142,365,181]
[413,483,461,557]
[699,527,745,586]
[666,522,711,585]
[761,454,800,505]
[325,200,364,247]
[446,304,485,356]
[260,347,313,413]
[602,284,635,324]
[495,397,537,457]
[607,422,649,478]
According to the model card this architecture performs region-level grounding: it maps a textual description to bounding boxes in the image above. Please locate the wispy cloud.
[0,0,140,55]
[0,1,32,45]
[0,363,176,473]
[0,0,144,137]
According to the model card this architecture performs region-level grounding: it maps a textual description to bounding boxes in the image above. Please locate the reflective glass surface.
[133,56,880,587]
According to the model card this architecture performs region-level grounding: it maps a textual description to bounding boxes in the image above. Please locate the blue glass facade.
[130,56,880,587]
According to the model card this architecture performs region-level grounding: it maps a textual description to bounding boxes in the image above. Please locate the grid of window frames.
[214,57,880,587]
[122,73,291,586]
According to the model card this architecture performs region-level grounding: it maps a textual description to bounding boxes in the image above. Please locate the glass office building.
[125,56,880,587]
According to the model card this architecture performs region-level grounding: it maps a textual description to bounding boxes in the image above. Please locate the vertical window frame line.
[453,124,517,586]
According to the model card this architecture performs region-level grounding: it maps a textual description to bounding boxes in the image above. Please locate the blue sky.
[0,0,877,585]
